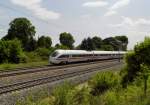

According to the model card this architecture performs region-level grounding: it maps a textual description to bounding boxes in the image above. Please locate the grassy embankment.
[0,49,51,71]
[16,69,150,105]
[0,61,48,71]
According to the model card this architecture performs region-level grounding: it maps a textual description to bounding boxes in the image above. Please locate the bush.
[35,47,54,60]
[35,48,50,60]
[122,37,150,86]
[0,39,25,64]
[68,87,91,105]
[89,72,120,95]
[24,52,41,62]
[52,82,73,105]
[55,44,69,50]
[121,52,140,87]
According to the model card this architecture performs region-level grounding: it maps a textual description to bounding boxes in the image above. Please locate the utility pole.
[110,39,123,62]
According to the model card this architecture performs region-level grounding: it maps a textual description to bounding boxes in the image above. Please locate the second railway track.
[0,59,120,78]
[0,61,122,95]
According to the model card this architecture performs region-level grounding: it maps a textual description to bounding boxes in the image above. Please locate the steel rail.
[0,59,120,78]
[0,62,122,95]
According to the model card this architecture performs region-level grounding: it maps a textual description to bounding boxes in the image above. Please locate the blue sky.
[0,0,150,49]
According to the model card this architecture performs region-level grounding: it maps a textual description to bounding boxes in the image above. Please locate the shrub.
[68,87,91,105]
[122,37,150,86]
[0,39,25,64]
[35,48,50,60]
[24,52,41,62]
[121,52,140,87]
[52,82,73,105]
[102,91,119,105]
[55,44,69,50]
[35,47,54,60]
[89,72,120,95]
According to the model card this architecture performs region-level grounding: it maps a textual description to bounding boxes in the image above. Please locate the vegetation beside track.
[16,71,150,105]
[0,61,48,71]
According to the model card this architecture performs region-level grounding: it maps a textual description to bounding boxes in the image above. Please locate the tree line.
[0,17,128,64]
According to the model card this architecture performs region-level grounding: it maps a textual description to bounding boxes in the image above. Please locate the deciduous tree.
[92,36,102,49]
[59,32,75,49]
[3,17,36,51]
[37,36,52,48]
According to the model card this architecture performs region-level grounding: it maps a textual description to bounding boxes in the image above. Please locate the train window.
[58,55,69,58]
[72,55,79,57]
[72,54,87,57]
[90,54,93,56]
[51,51,58,57]
[80,55,84,57]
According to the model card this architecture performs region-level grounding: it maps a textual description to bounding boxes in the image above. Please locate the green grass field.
[0,61,49,71]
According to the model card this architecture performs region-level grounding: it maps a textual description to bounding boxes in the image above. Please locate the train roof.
[55,49,126,55]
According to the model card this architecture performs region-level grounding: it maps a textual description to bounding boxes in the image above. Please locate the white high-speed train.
[49,49,126,64]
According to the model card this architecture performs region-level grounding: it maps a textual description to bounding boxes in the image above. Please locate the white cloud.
[105,0,131,16]
[104,10,117,16]
[111,0,130,10]
[11,0,61,20]
[83,1,108,8]
[109,16,150,28]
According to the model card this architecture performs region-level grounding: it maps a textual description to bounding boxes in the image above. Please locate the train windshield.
[51,51,59,57]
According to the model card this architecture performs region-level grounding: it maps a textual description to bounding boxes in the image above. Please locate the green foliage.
[122,37,150,86]
[89,72,120,95]
[14,72,150,105]
[103,37,120,51]
[102,36,128,51]
[37,36,52,48]
[35,48,53,60]
[68,87,91,105]
[134,37,150,65]
[24,52,41,62]
[101,45,114,51]
[80,37,96,51]
[0,61,48,70]
[0,39,25,64]
[59,32,75,49]
[92,36,102,49]
[3,17,36,51]
[121,52,140,87]
[52,82,73,105]
[102,91,119,105]
[55,43,69,50]
[26,37,37,51]
[79,35,128,51]
[140,64,150,97]
[115,36,128,51]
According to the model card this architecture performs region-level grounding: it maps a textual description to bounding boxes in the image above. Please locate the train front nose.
[49,56,59,64]
[49,56,54,64]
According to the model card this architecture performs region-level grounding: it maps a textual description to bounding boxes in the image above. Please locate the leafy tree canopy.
[92,36,102,49]
[37,36,52,48]
[115,36,128,51]
[3,17,36,51]
[55,43,69,50]
[101,45,114,51]
[80,37,96,51]
[103,36,128,51]
[59,32,75,49]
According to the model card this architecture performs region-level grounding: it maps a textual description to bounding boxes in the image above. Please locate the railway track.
[0,61,122,95]
[0,59,120,78]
